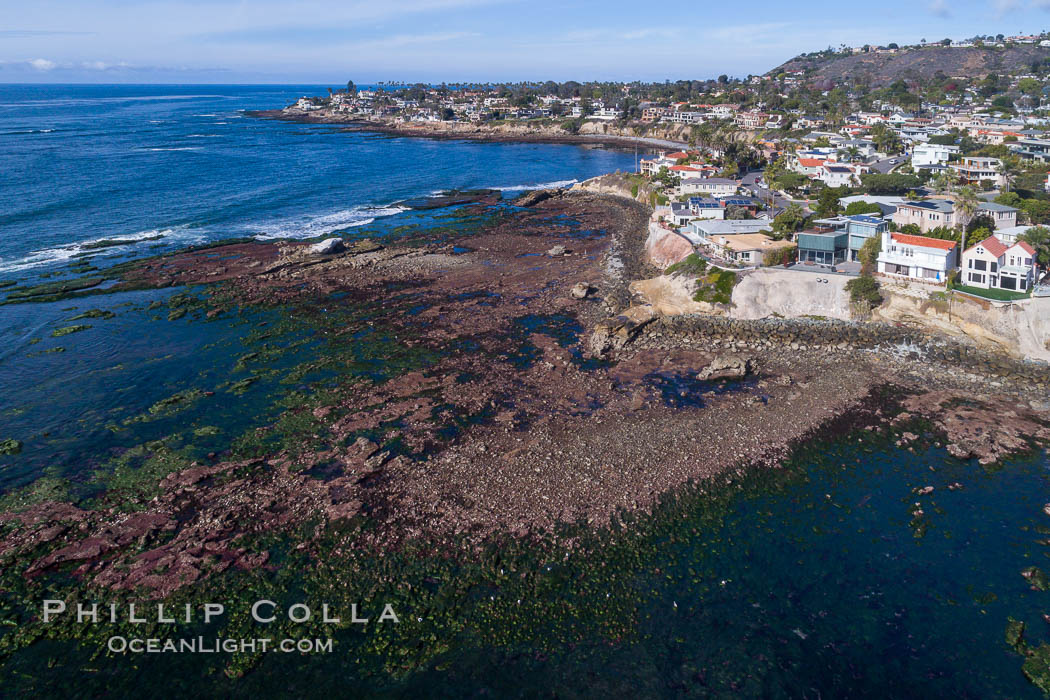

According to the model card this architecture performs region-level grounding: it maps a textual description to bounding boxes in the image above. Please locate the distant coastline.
[246,108,689,151]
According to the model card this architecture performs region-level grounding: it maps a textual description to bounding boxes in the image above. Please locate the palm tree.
[996,159,1017,193]
[954,186,979,254]
[931,170,956,197]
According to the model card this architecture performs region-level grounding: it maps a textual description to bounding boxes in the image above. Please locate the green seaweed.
[0,439,22,456]
[1023,566,1050,591]
[1023,644,1050,695]
[50,325,91,337]
[123,389,207,425]
[4,277,104,301]
[68,309,115,321]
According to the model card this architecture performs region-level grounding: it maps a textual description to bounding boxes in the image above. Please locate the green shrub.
[666,253,708,276]
[846,275,882,309]
[764,245,797,267]
[693,269,738,305]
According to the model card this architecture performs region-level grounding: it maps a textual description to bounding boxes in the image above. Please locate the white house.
[961,235,1038,292]
[876,231,959,282]
[818,164,865,187]
[687,198,727,220]
[679,177,739,198]
[912,142,959,168]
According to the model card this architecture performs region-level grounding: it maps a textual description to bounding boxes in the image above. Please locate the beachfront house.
[708,233,795,265]
[683,218,775,246]
[876,231,958,282]
[810,215,889,262]
[961,235,1038,292]
[796,227,849,266]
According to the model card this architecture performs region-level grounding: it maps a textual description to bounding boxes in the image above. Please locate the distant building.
[950,156,1005,187]
[912,143,959,168]
[679,177,740,198]
[687,198,727,220]
[892,199,1017,233]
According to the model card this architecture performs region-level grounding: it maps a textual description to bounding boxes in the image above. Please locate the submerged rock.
[0,438,22,455]
[697,355,753,381]
[310,238,346,255]
[1022,566,1050,591]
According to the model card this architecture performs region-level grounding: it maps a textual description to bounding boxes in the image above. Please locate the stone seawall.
[639,315,1050,387]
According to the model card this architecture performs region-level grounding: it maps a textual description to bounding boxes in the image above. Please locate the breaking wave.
[489,178,578,191]
[0,227,207,273]
[250,205,407,240]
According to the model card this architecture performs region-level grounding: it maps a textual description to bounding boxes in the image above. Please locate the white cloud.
[28,58,56,71]
[995,0,1020,16]
[929,0,951,17]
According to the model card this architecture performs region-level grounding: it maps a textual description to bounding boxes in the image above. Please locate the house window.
[969,272,985,283]
[990,262,997,273]
[974,259,987,271]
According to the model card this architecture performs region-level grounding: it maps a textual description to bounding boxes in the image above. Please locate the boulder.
[697,355,752,381]
[517,189,557,207]
[589,308,655,357]
[570,282,593,300]
[310,237,346,255]
[547,245,568,257]
[348,239,383,254]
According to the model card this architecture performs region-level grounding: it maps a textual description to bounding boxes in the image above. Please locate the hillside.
[770,44,1050,86]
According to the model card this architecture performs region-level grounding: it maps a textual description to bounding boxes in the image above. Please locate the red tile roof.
[797,158,825,167]
[1015,240,1036,256]
[892,233,957,251]
[967,236,1007,257]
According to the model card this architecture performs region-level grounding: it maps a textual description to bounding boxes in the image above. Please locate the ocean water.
[0,84,638,490]
[0,84,636,276]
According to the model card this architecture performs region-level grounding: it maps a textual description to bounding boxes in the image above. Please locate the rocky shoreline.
[247,109,688,150]
[1,187,1048,599]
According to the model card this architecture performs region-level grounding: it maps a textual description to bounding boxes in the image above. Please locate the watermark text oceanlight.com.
[41,600,401,654]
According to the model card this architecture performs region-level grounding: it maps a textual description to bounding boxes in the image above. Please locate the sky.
[4,0,1050,84]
